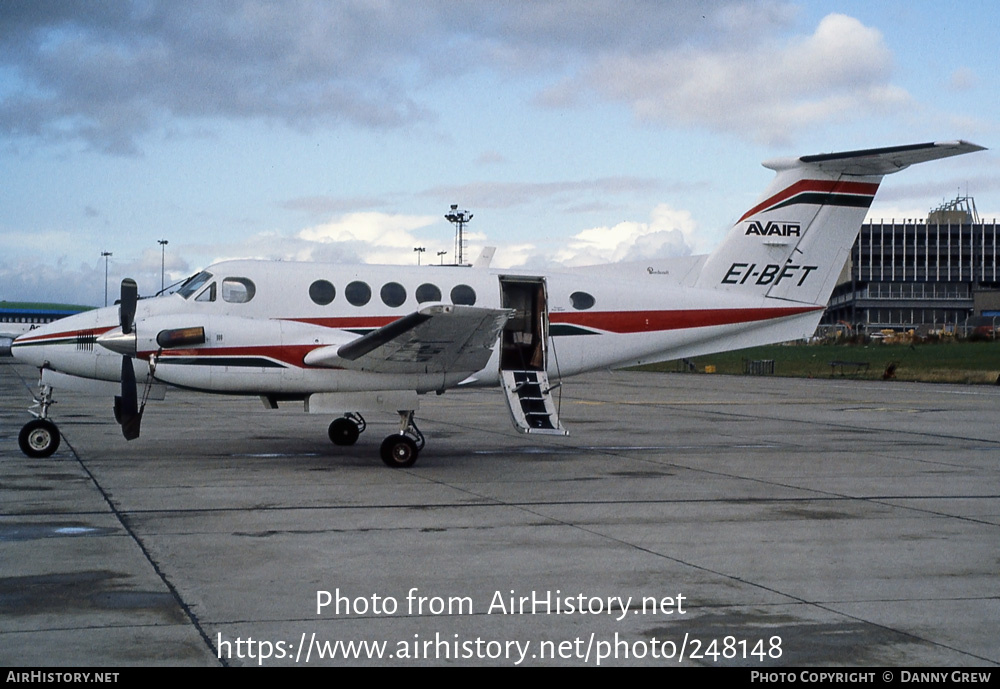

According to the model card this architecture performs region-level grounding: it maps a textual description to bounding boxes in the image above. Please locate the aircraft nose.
[11,329,48,367]
[10,309,103,369]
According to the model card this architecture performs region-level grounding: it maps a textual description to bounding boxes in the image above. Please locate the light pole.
[413,246,425,265]
[437,250,447,265]
[158,239,168,294]
[444,205,473,266]
[101,251,112,306]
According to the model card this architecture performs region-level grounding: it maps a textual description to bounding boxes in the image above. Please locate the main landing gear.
[327,410,425,468]
[328,413,366,446]
[18,380,61,458]
[379,411,424,469]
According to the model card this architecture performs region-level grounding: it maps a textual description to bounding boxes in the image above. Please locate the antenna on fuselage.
[445,205,473,266]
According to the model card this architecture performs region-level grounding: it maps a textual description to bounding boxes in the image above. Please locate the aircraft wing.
[303,304,511,374]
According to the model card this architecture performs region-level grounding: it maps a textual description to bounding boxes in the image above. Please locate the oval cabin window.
[450,284,476,306]
[416,283,442,303]
[345,281,372,306]
[570,291,595,310]
[309,280,336,305]
[380,282,406,307]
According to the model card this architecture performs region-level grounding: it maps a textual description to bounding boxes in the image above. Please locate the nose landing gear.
[18,380,60,458]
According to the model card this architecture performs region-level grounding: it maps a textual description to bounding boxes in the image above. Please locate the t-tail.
[695,141,986,307]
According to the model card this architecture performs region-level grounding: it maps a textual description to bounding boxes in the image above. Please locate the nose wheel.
[19,419,61,458]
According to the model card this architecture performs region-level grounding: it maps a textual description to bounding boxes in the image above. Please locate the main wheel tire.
[18,419,61,458]
[329,417,360,446]
[380,435,419,468]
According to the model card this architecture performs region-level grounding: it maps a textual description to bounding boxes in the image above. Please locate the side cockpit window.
[178,271,213,299]
[222,277,256,303]
[195,282,216,302]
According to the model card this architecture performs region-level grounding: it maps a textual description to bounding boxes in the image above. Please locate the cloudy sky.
[1,0,997,304]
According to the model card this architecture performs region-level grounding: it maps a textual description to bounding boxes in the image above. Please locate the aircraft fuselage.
[12,259,822,397]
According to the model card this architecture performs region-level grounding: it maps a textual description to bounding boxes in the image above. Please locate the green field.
[634,341,1000,385]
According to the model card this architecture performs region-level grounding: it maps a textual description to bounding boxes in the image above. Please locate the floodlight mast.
[158,239,168,294]
[444,205,473,266]
[101,251,112,306]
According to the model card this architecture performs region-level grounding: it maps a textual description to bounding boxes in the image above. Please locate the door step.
[501,369,567,435]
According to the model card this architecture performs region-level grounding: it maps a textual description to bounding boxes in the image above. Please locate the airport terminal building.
[823,196,1000,333]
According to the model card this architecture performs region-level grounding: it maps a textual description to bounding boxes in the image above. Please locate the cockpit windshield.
[177,271,214,299]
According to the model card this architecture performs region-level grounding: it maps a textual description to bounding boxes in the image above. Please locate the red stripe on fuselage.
[737,180,879,223]
[285,316,396,329]
[13,325,116,344]
[149,344,319,368]
[550,306,822,334]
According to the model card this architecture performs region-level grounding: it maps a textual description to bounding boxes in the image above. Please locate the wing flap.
[303,304,511,374]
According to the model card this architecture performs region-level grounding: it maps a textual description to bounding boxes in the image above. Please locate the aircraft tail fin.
[694,141,985,306]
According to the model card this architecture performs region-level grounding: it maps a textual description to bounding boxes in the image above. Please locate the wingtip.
[935,139,987,153]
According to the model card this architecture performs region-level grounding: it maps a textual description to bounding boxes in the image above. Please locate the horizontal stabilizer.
[790,140,986,176]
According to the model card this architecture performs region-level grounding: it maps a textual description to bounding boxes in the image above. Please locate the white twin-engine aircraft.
[12,141,985,467]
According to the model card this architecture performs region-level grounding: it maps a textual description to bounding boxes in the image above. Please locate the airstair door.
[498,277,567,435]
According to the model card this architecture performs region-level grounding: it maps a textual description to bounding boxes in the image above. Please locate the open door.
[498,277,567,435]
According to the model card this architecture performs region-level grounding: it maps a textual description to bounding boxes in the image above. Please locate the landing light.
[156,327,206,349]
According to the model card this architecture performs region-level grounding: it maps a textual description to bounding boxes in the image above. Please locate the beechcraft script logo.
[745,220,800,237]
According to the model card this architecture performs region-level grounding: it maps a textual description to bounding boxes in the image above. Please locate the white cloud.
[475,150,508,165]
[550,203,699,267]
[551,13,910,145]
[296,211,445,264]
[947,67,977,92]
[423,177,662,210]
[220,205,702,272]
[299,212,436,245]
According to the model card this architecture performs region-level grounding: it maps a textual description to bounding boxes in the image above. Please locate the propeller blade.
[119,356,141,440]
[120,278,138,335]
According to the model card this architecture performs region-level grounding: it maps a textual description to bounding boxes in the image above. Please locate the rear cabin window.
[450,284,476,306]
[222,278,256,303]
[570,291,596,310]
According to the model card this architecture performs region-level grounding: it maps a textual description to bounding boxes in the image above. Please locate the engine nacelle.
[133,314,349,393]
